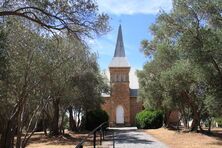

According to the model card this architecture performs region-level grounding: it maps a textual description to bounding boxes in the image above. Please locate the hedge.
[85,109,109,131]
[136,110,163,129]
[215,117,222,127]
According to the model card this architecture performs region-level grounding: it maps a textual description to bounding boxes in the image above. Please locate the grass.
[145,128,222,148]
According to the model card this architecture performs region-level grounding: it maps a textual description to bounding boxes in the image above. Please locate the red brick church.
[102,25,143,126]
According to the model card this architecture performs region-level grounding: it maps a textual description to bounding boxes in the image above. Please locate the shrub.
[136,110,163,129]
[85,109,109,131]
[215,117,222,127]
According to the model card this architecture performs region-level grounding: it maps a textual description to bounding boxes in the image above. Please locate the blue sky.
[90,0,172,70]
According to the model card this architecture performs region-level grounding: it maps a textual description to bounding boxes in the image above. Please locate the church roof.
[130,89,138,97]
[109,25,130,68]
[109,57,130,67]
[114,25,125,57]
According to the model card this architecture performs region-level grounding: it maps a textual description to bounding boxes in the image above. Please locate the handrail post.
[75,122,108,148]
[102,128,105,140]
[113,131,115,148]
[93,131,96,148]
[100,129,102,145]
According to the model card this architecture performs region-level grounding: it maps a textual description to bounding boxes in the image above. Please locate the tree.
[0,1,111,147]
[0,0,110,38]
[39,36,108,135]
[0,18,109,147]
[0,20,50,147]
[138,0,222,132]
[67,56,109,131]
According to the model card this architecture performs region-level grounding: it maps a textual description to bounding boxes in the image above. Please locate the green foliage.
[0,29,8,81]
[138,0,222,131]
[85,109,109,131]
[215,118,222,127]
[135,110,163,129]
[63,114,69,130]
[0,16,110,146]
[0,0,110,37]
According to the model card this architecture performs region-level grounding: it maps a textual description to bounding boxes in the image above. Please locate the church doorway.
[116,105,124,124]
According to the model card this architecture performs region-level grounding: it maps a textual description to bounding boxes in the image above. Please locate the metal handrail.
[75,122,108,148]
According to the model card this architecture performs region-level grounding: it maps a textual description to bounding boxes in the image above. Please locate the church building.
[102,25,143,126]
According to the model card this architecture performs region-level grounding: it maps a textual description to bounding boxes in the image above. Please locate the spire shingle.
[114,25,125,57]
[109,24,130,68]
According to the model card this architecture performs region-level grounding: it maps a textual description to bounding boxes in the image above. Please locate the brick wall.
[102,95,143,126]
[102,67,143,127]
[130,97,143,125]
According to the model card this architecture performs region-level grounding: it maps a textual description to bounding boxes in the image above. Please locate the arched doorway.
[116,105,124,124]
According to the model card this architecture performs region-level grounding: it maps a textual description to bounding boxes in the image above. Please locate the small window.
[117,74,120,82]
[122,74,126,82]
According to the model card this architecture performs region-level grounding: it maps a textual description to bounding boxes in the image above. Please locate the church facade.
[102,25,143,126]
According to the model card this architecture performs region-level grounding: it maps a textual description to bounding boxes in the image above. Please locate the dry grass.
[26,131,96,148]
[145,128,222,148]
[26,128,222,148]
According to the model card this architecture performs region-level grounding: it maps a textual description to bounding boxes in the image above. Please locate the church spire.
[114,24,125,57]
[109,24,130,68]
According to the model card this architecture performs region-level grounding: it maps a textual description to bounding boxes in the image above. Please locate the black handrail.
[75,122,108,148]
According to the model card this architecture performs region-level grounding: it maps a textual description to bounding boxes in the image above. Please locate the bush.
[85,109,109,131]
[136,110,163,129]
[215,117,222,127]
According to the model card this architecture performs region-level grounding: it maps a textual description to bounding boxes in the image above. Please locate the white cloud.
[88,33,115,56]
[97,0,172,15]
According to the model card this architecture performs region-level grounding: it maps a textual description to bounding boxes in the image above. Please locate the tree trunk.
[183,117,188,129]
[68,107,76,131]
[183,91,200,132]
[191,107,200,132]
[211,56,222,84]
[180,103,188,129]
[0,120,16,148]
[208,119,212,133]
[16,102,25,148]
[164,111,171,128]
[60,111,65,135]
[191,119,199,131]
[199,122,203,132]
[50,98,60,136]
[42,112,47,136]
[77,110,81,129]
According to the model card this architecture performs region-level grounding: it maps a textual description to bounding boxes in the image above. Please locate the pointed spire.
[114,24,125,57]
[109,24,130,68]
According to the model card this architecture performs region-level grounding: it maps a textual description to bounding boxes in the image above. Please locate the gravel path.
[102,127,167,148]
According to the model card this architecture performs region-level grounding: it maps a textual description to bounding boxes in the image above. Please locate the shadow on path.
[102,127,167,148]
[113,129,154,145]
